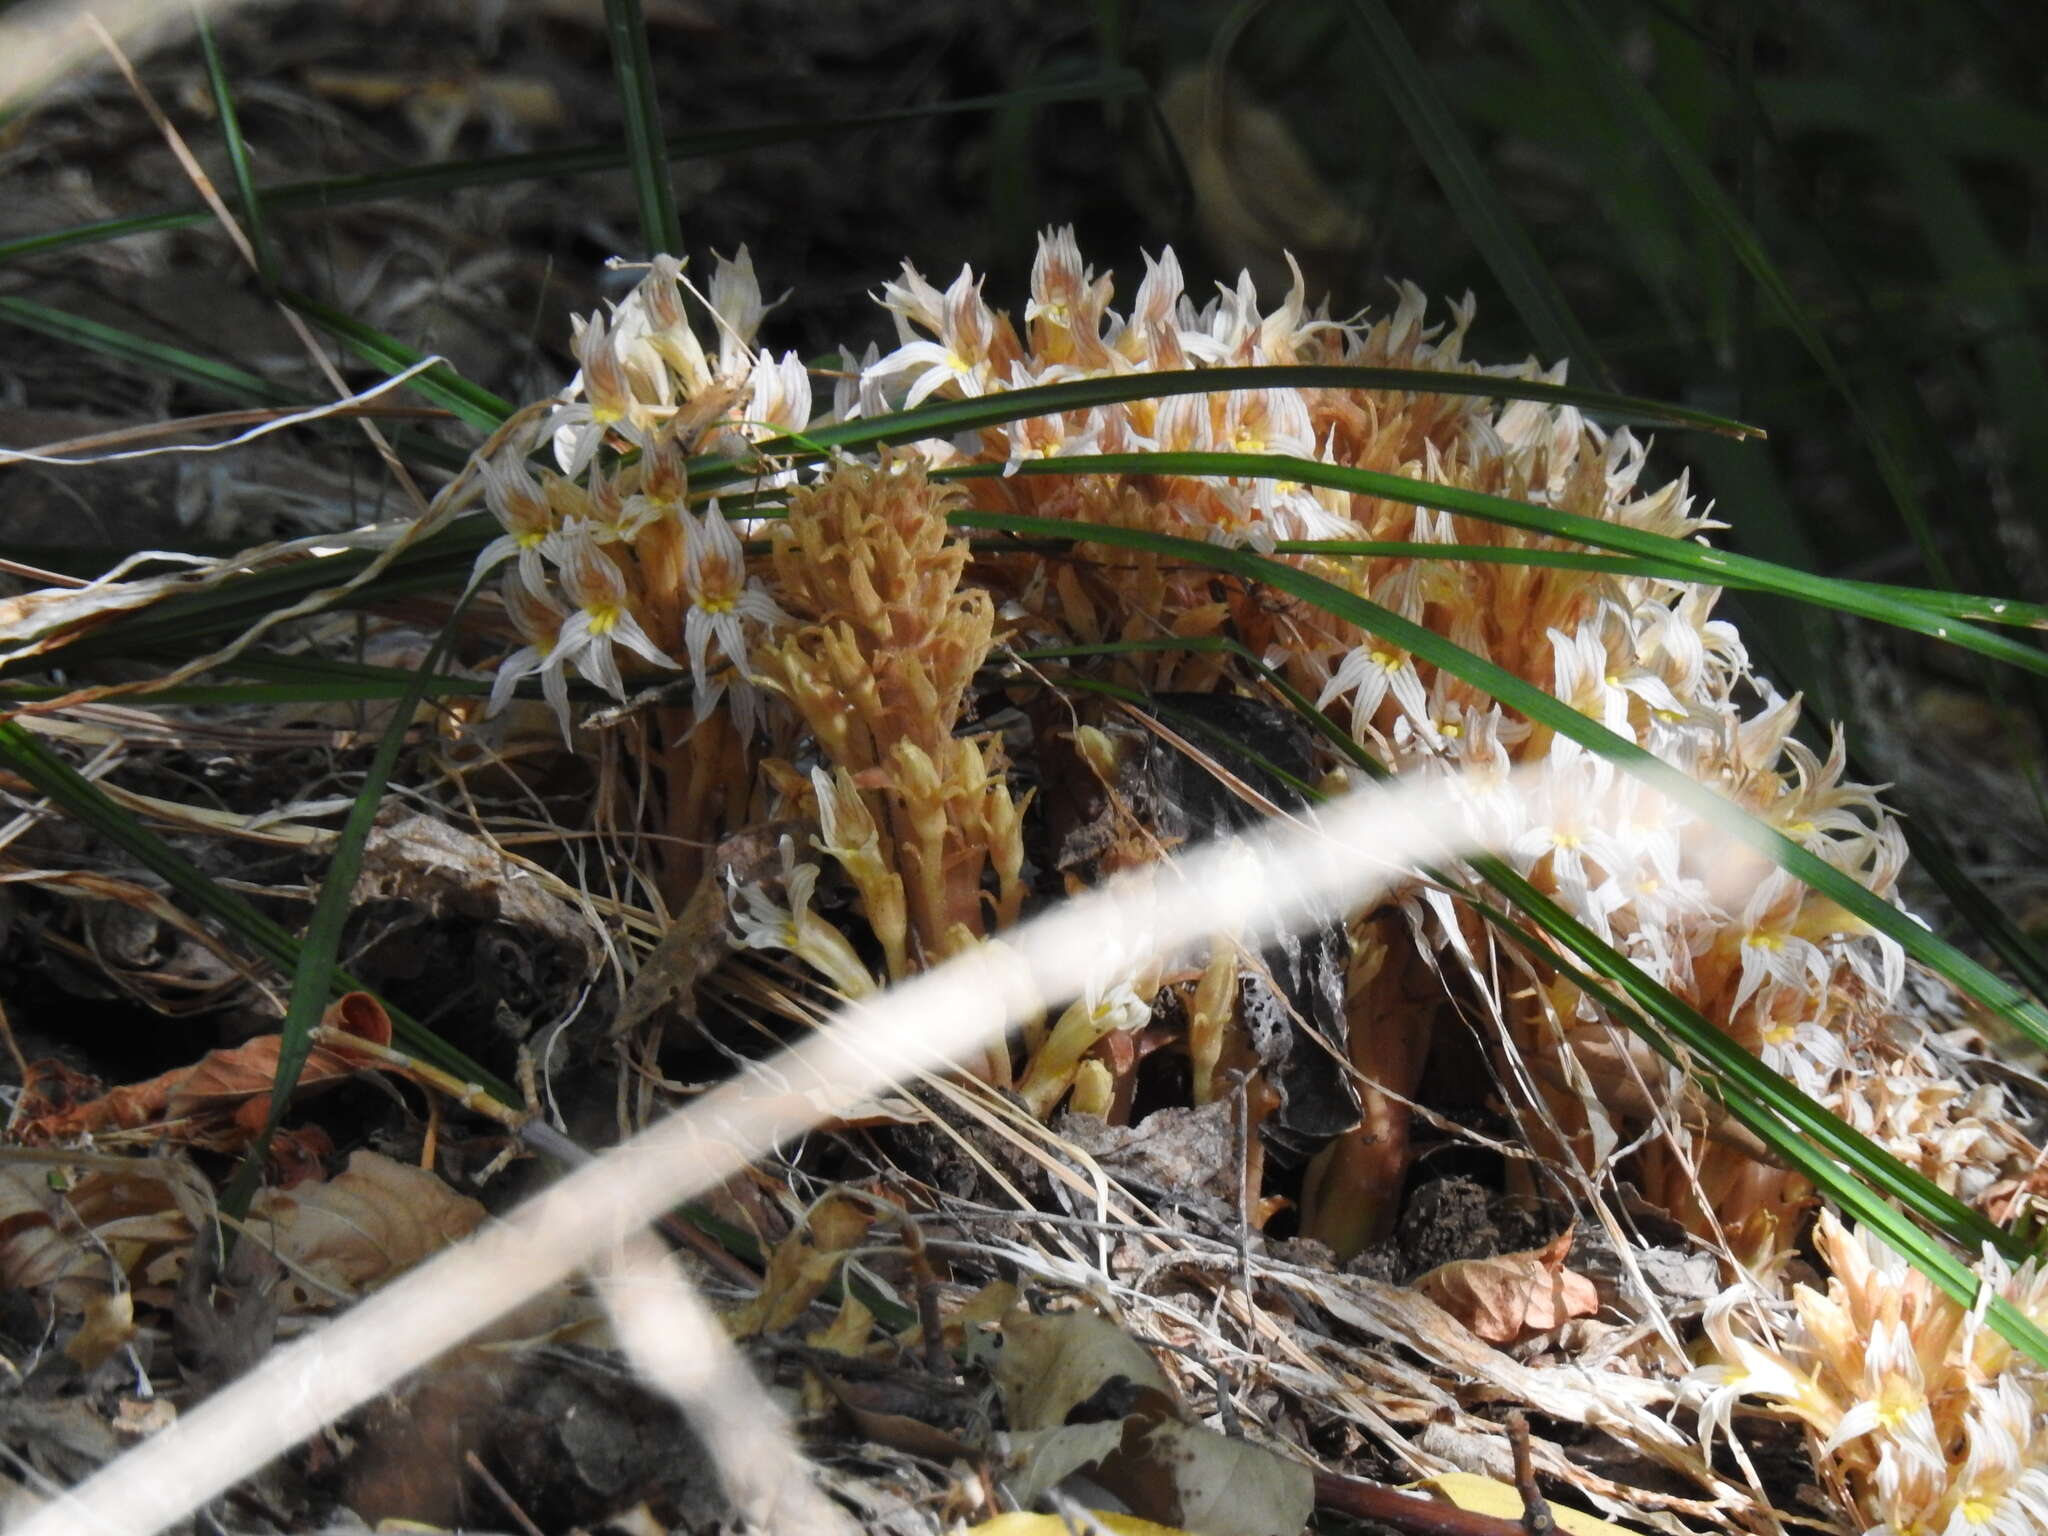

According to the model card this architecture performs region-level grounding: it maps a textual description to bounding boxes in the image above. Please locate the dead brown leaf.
[0,1146,484,1325]
[245,1148,487,1310]
[356,812,600,977]
[724,1192,875,1340]
[14,992,394,1149]
[0,1158,196,1308]
[1413,1226,1600,1346]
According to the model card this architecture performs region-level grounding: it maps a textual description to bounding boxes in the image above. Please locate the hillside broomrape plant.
[464,231,2045,1533]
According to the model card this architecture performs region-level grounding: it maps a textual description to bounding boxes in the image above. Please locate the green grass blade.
[1273,539,2048,631]
[0,298,472,475]
[1474,863,2017,1257]
[1341,0,1612,387]
[1759,76,2048,166]
[690,364,1766,490]
[1024,632,2045,1353]
[0,530,481,677]
[218,595,476,1226]
[944,501,2048,1059]
[0,296,297,406]
[1029,632,2025,1252]
[0,679,478,708]
[1892,803,2048,1007]
[951,451,2048,678]
[600,0,684,258]
[0,367,1756,676]
[1466,883,2048,1361]
[195,12,275,289]
[1550,0,1949,587]
[278,288,514,432]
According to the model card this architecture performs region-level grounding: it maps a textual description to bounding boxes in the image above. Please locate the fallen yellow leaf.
[1413,1472,1641,1536]
[965,1513,1192,1536]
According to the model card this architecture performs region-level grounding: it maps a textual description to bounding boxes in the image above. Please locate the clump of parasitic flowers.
[464,232,2046,1526]
[1686,1212,2048,1536]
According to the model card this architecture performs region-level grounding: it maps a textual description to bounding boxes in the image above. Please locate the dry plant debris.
[4,220,2048,1536]
[987,1303,1314,1536]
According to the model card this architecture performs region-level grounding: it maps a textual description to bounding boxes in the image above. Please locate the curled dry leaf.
[0,1159,199,1309]
[1413,1226,1600,1346]
[724,1192,875,1340]
[0,1149,483,1319]
[994,1304,1178,1433]
[991,1305,1314,1536]
[244,1148,487,1311]
[12,992,395,1150]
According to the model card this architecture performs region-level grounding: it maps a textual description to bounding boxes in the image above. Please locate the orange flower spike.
[813,625,890,762]
[540,466,591,524]
[757,634,871,772]
[628,432,690,639]
[1015,979,1154,1120]
[1186,941,1241,1106]
[984,772,1031,930]
[885,739,957,949]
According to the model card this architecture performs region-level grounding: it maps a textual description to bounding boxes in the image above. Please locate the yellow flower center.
[1749,931,1785,952]
[1871,1375,1924,1429]
[587,605,620,636]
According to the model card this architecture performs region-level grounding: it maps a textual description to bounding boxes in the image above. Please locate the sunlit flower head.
[469,449,556,593]
[486,565,572,740]
[539,524,678,716]
[679,501,790,736]
[728,834,877,998]
[870,261,1009,408]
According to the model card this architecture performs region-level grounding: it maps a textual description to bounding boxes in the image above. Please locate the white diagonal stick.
[17,768,1493,1536]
